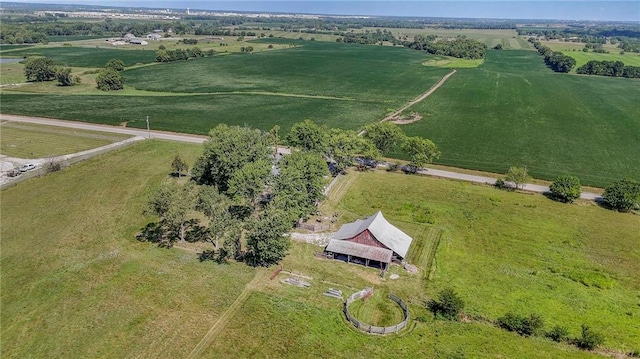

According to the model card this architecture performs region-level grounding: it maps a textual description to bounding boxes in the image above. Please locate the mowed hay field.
[540,40,640,70]
[0,46,157,67]
[199,170,638,358]
[0,140,256,358]
[402,49,640,187]
[0,121,132,158]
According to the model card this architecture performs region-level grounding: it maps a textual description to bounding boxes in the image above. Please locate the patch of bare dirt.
[389,112,422,125]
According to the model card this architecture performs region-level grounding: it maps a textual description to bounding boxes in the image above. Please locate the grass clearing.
[0,121,132,158]
[0,140,256,358]
[373,27,530,49]
[399,49,640,187]
[422,55,484,68]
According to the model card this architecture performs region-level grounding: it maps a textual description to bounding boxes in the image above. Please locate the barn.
[324,211,412,273]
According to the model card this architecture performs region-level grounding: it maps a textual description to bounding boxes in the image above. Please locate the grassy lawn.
[0,140,256,358]
[399,49,640,187]
[0,121,132,158]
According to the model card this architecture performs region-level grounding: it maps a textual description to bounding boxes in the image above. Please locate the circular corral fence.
[343,288,410,335]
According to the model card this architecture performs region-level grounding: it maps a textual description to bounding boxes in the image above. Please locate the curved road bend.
[0,114,601,201]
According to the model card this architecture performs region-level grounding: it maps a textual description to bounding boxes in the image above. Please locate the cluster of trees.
[95,59,125,91]
[143,124,330,266]
[155,46,214,63]
[405,36,487,59]
[23,56,80,86]
[531,41,576,73]
[240,46,254,53]
[517,25,640,53]
[576,60,640,78]
[497,312,604,351]
[338,29,397,45]
[582,42,608,53]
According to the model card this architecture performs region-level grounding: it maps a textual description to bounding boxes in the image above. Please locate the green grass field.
[0,140,257,358]
[0,63,26,84]
[0,46,157,67]
[372,28,531,49]
[0,121,132,158]
[400,49,640,187]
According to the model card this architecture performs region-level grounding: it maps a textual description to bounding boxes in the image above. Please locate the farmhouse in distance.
[325,211,413,273]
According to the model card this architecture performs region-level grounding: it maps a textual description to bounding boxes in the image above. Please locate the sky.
[8,1,640,21]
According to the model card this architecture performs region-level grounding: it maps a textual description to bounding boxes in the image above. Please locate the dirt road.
[381,69,456,123]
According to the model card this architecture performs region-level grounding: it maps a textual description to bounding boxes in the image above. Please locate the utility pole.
[145,116,150,139]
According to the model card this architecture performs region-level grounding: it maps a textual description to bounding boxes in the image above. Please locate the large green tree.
[286,119,328,153]
[549,174,581,203]
[192,124,270,192]
[24,57,56,82]
[603,178,640,212]
[273,151,328,221]
[246,206,292,266]
[95,67,124,91]
[401,136,440,171]
[105,58,125,72]
[227,160,272,210]
[54,66,80,86]
[362,121,405,153]
[325,128,379,173]
[147,180,197,244]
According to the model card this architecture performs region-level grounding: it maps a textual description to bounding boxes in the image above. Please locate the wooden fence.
[343,289,409,335]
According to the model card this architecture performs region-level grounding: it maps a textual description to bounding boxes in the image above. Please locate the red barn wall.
[348,230,389,250]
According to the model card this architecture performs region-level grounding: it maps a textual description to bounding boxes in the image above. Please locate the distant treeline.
[531,40,576,73]
[577,60,640,78]
[406,35,487,59]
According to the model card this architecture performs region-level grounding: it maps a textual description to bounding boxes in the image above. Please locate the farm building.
[325,211,412,272]
[147,33,162,40]
[128,38,148,45]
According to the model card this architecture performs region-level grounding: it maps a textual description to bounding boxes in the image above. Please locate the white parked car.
[19,163,36,172]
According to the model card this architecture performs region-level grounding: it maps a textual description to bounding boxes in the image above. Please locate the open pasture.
[402,49,640,187]
[0,46,157,67]
[0,121,132,158]
[0,140,257,358]
[0,62,26,84]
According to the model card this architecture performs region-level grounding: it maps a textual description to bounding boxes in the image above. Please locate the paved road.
[416,168,601,201]
[0,114,602,201]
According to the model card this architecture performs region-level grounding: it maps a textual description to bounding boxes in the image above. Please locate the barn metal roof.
[325,239,393,263]
[332,211,412,258]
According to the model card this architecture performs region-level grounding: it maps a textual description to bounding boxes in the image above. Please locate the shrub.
[45,158,62,173]
[105,59,125,72]
[603,178,640,212]
[427,288,465,320]
[549,174,581,203]
[574,324,604,350]
[497,312,545,336]
[546,325,569,342]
